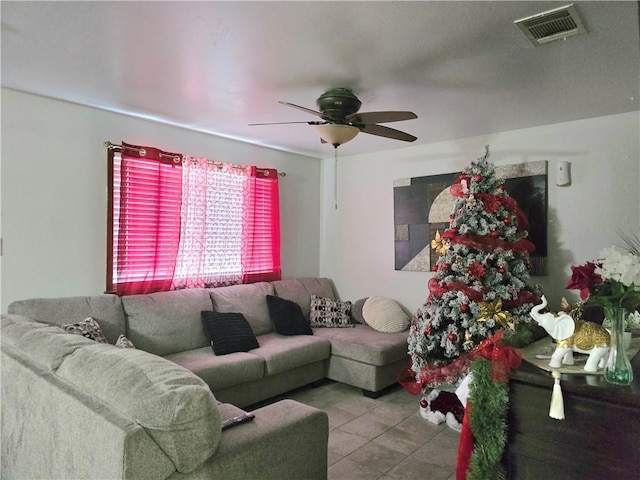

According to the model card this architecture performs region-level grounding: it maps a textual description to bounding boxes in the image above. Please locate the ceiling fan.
[250,88,418,147]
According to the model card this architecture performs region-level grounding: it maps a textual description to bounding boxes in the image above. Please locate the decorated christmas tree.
[403,146,542,479]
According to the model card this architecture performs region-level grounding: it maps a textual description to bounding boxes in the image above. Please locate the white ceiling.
[2,1,639,159]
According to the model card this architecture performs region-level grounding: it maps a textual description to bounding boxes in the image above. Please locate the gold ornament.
[477,299,516,331]
[466,195,477,208]
[463,330,474,350]
[430,230,450,257]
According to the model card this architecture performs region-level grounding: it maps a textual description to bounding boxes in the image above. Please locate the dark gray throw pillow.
[201,311,259,355]
[350,297,369,324]
[266,295,313,336]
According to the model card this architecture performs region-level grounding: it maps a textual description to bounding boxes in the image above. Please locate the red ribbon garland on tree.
[441,231,535,254]
[428,278,484,302]
[427,278,539,309]
[449,179,530,233]
[399,330,522,393]
[474,193,530,232]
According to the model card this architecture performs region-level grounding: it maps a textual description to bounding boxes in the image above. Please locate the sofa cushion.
[121,289,211,356]
[362,295,409,333]
[7,295,126,344]
[1,318,97,371]
[310,295,353,328]
[165,346,265,391]
[266,295,313,336]
[250,332,331,376]
[56,344,221,474]
[201,311,259,355]
[208,282,274,336]
[62,317,108,343]
[271,278,335,319]
[312,324,409,366]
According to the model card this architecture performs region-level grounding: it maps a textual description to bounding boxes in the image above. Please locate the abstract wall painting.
[393,161,547,275]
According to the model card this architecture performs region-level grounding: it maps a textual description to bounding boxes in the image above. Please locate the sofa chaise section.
[312,325,410,396]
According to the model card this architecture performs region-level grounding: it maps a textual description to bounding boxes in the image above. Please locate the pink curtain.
[114,143,183,295]
[242,166,281,283]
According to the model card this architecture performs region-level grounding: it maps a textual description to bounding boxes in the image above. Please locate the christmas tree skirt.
[520,336,640,375]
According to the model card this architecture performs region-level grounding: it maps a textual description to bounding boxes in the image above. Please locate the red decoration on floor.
[456,400,474,480]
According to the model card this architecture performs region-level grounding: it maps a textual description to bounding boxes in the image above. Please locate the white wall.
[1,89,322,312]
[3,89,639,317]
[320,111,640,314]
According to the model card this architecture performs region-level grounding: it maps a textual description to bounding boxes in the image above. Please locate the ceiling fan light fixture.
[315,124,359,147]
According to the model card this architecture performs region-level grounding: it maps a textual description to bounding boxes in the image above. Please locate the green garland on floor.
[467,357,509,480]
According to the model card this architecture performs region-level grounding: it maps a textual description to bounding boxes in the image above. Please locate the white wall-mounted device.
[557,161,571,186]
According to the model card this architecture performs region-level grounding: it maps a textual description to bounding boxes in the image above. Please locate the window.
[107,142,281,295]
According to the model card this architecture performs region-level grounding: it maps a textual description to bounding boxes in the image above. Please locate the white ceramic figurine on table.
[530,295,610,372]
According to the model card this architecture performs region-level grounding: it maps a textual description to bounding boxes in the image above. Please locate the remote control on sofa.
[221,412,255,430]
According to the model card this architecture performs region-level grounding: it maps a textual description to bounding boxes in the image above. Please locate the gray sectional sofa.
[2,277,410,479]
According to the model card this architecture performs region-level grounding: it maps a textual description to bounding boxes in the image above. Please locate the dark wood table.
[504,336,640,479]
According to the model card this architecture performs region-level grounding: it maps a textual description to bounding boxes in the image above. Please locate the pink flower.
[566,262,602,300]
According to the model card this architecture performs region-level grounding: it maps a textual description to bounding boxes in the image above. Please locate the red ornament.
[424,326,431,336]
[504,217,511,225]
[448,333,457,342]
[432,265,438,272]
[498,266,506,274]
[491,230,499,238]
[443,263,450,270]
[419,398,429,409]
[499,183,506,190]
[474,174,482,182]
[460,304,469,313]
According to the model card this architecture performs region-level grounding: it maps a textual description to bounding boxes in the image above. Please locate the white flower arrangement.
[595,246,640,288]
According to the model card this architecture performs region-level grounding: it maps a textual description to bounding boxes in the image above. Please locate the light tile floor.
[285,381,459,480]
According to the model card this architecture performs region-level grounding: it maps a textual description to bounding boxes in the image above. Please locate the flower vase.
[604,307,633,386]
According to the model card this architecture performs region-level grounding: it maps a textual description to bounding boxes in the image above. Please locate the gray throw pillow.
[350,297,369,324]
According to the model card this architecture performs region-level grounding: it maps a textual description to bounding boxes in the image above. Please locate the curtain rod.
[104,141,285,176]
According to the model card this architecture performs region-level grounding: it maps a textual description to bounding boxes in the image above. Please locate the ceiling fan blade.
[279,101,343,123]
[346,111,417,124]
[248,121,325,126]
[278,101,325,118]
[359,124,417,142]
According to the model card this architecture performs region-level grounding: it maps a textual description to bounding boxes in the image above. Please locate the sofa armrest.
[168,399,329,480]
[1,342,176,480]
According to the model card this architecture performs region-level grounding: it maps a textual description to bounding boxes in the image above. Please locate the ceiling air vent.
[514,4,587,46]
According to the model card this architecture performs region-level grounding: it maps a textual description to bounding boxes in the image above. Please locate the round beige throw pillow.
[362,295,409,333]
